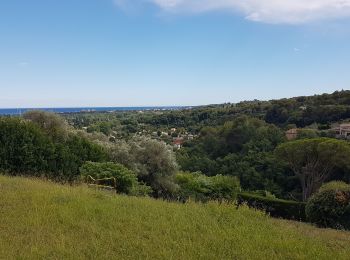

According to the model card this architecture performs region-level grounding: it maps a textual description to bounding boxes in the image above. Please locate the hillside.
[1,176,350,259]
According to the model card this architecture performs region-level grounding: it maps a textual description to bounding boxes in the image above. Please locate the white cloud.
[135,0,350,24]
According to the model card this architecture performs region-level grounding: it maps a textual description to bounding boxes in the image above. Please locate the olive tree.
[23,110,70,141]
[92,136,179,198]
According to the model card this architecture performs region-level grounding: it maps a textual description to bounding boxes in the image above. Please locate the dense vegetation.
[0,117,107,180]
[62,91,350,199]
[1,176,350,260]
[1,90,350,231]
[65,90,350,130]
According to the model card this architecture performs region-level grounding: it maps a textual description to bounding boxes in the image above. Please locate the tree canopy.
[275,138,350,201]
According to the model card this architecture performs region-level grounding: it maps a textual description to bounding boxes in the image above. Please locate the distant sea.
[0,106,192,115]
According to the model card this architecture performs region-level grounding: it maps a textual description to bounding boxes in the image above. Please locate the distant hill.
[140,90,350,131]
[1,175,349,259]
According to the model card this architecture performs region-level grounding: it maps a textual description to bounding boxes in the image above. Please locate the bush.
[80,162,151,195]
[53,135,108,181]
[175,172,240,202]
[0,118,56,174]
[0,117,108,181]
[306,181,350,230]
[237,192,306,221]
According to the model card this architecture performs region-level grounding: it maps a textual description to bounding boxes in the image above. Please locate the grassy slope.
[1,176,350,260]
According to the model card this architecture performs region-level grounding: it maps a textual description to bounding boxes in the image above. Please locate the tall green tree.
[275,138,350,201]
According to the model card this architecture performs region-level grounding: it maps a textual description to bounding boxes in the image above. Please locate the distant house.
[286,128,298,140]
[332,124,350,139]
[173,137,184,149]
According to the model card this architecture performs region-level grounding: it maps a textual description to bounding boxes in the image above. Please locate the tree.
[275,138,350,201]
[23,110,70,141]
[93,137,179,198]
[128,137,179,197]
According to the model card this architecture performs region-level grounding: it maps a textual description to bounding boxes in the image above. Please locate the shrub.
[209,175,241,201]
[53,135,108,181]
[175,172,240,202]
[0,117,56,174]
[80,162,151,195]
[237,192,306,221]
[0,117,108,181]
[306,181,350,230]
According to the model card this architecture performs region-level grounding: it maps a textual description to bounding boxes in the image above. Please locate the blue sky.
[1,0,350,108]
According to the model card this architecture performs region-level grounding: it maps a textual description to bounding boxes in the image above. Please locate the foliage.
[0,117,107,181]
[0,117,55,174]
[265,90,350,127]
[306,181,350,230]
[319,181,350,192]
[296,129,319,139]
[177,117,290,197]
[175,172,240,202]
[99,137,179,197]
[237,192,306,221]
[64,90,350,133]
[3,90,350,204]
[275,138,350,201]
[24,110,70,141]
[54,135,108,180]
[61,90,350,201]
[80,161,150,195]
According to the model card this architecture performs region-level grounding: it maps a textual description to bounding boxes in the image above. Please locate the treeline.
[265,90,350,127]
[63,90,350,136]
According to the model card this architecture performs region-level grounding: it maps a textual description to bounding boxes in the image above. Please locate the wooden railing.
[86,175,117,191]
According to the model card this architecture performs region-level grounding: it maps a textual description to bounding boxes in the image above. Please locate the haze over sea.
[0,106,189,116]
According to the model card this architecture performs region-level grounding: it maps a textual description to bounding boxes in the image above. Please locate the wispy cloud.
[18,62,29,68]
[115,0,350,24]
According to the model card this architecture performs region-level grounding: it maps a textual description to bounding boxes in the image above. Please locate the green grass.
[1,176,350,259]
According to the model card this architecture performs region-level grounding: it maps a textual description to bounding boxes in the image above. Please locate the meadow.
[1,175,350,259]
